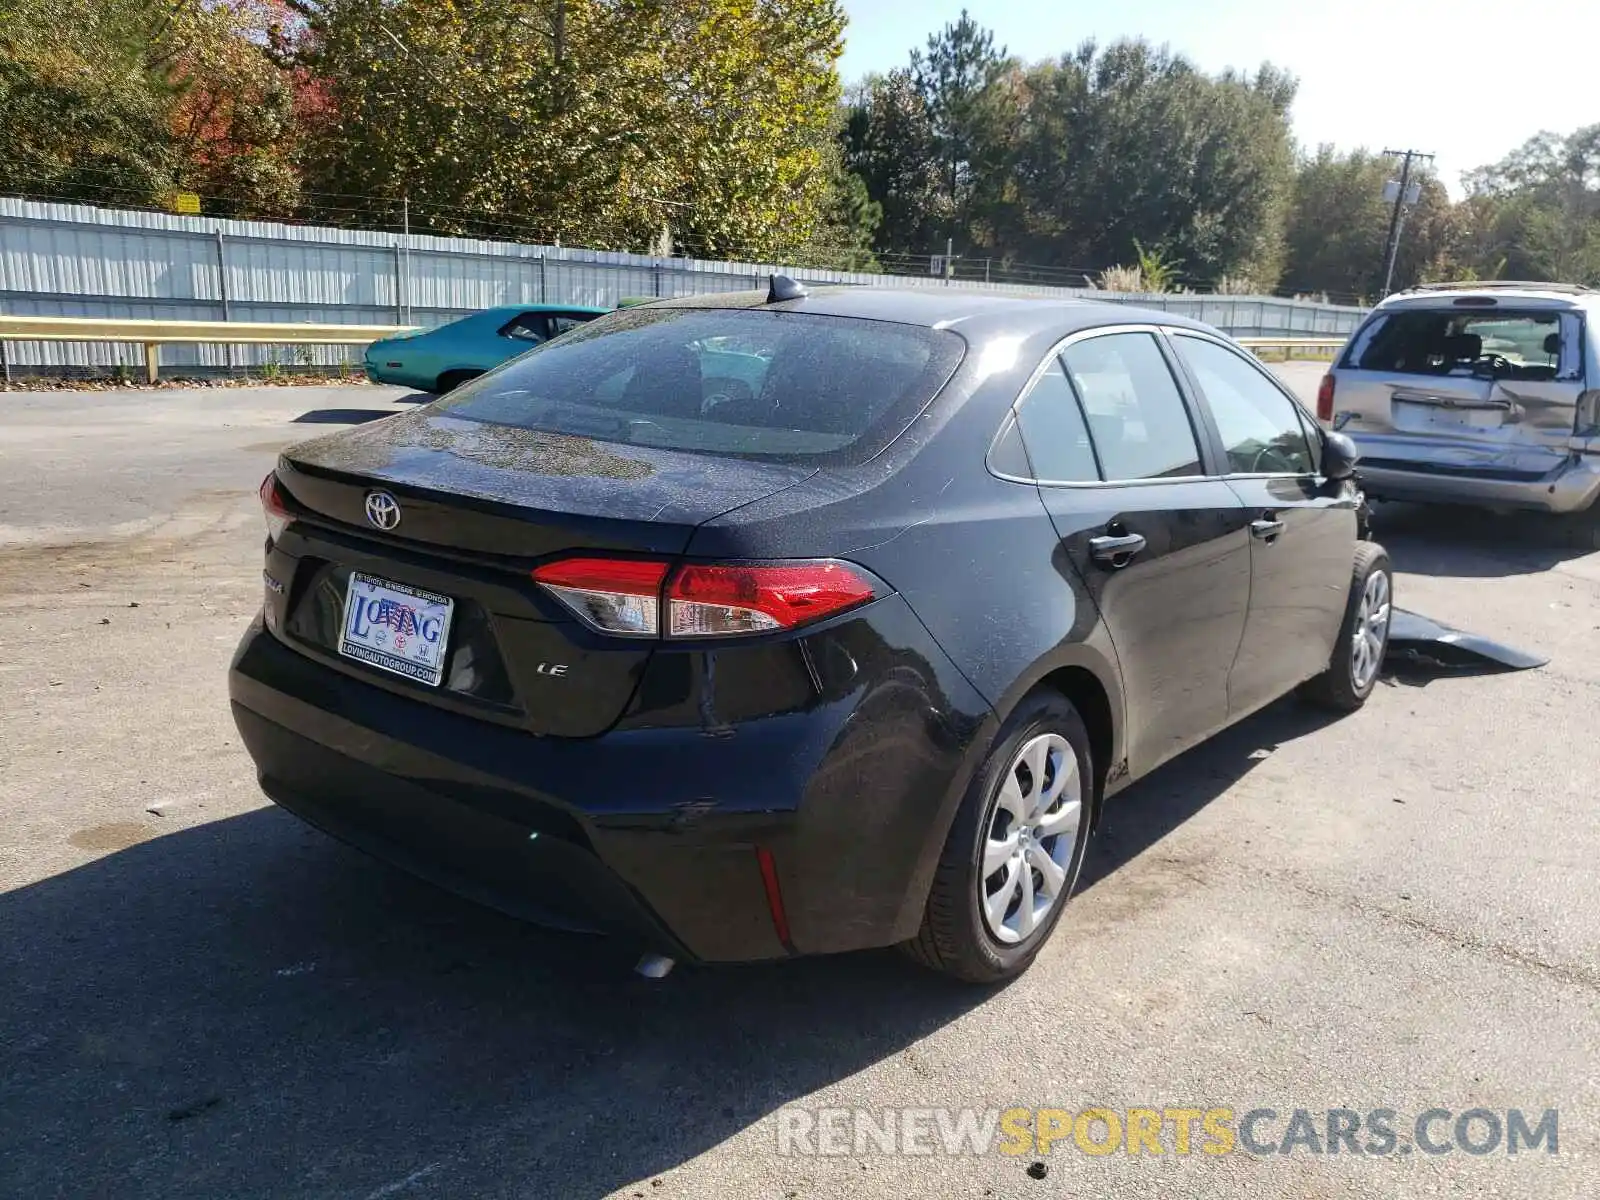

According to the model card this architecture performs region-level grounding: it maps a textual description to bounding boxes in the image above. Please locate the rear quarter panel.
[687,346,1123,738]
[686,351,1128,933]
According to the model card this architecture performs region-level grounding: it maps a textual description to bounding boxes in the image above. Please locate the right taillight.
[531,556,879,639]
[1316,373,1336,422]
[668,562,877,637]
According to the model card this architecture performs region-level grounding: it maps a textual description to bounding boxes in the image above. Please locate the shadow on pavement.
[0,807,977,1199]
[1080,698,1334,892]
[1373,500,1597,578]
[0,697,1344,1198]
[291,408,399,425]
[393,391,437,405]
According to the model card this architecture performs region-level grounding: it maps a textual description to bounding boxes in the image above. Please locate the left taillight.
[531,556,879,639]
[259,472,291,543]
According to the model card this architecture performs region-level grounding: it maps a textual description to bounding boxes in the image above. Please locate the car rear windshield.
[437,307,966,462]
[1344,309,1564,379]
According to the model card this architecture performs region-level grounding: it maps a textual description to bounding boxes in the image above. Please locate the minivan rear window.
[1344,310,1563,380]
[438,308,965,462]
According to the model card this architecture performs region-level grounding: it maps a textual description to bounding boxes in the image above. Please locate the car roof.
[649,285,1219,340]
[1377,282,1596,312]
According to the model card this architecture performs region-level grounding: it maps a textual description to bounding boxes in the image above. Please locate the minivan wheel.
[901,692,1093,984]
[1299,543,1393,712]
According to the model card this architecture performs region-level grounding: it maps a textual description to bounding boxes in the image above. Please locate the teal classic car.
[362,304,609,392]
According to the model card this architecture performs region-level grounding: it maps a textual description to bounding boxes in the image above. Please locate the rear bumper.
[1355,453,1600,514]
[228,600,993,962]
[235,700,697,953]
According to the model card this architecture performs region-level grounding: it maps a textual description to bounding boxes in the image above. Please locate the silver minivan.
[1319,282,1600,517]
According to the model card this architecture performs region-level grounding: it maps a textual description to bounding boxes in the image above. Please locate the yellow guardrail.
[1237,335,1347,362]
[0,315,420,382]
[0,315,1346,385]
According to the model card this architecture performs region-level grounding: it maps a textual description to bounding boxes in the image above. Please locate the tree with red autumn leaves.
[0,0,316,217]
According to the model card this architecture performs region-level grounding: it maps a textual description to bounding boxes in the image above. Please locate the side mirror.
[1322,430,1359,481]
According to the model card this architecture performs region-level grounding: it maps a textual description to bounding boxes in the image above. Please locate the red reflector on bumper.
[755,846,793,949]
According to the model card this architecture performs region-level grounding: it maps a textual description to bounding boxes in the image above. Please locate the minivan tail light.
[530,557,879,638]
[1316,373,1335,422]
[530,557,668,637]
[259,473,291,543]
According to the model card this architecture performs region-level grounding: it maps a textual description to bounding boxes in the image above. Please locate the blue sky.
[839,0,1596,196]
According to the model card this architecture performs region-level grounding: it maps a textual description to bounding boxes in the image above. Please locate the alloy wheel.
[979,732,1083,945]
[1351,568,1391,690]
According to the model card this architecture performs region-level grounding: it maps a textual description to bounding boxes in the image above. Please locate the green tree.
[1004,40,1296,287]
[804,139,882,270]
[909,10,1014,240]
[840,70,944,254]
[1458,125,1600,284]
[0,0,305,215]
[0,0,183,205]
[1281,147,1458,301]
[291,0,846,258]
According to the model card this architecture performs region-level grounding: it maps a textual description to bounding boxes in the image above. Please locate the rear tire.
[434,369,482,395]
[900,692,1094,984]
[1299,543,1393,712]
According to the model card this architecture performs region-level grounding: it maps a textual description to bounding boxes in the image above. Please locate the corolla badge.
[364,490,401,531]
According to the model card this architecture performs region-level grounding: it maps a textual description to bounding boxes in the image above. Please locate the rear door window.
[1011,360,1101,481]
[442,308,965,463]
[1344,310,1564,380]
[1174,335,1315,475]
[1059,332,1203,480]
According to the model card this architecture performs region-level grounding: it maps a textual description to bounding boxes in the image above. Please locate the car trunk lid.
[269,409,814,736]
[281,408,814,553]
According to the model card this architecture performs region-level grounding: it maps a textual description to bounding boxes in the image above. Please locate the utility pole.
[393,197,406,329]
[1380,148,1433,297]
[944,237,955,286]
[401,194,410,324]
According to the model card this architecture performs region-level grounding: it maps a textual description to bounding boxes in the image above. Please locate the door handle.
[1251,516,1286,542]
[1089,532,1147,568]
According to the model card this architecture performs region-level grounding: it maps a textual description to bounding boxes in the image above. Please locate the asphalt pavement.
[2,374,1597,1199]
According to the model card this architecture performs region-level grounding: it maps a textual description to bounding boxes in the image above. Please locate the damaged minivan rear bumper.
[1355,450,1600,513]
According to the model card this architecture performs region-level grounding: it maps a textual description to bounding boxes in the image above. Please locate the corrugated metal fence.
[0,197,1367,373]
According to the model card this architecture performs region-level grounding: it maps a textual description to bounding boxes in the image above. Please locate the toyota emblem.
[364,490,401,531]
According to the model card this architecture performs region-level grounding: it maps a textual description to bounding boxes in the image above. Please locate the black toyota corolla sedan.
[229,281,1392,982]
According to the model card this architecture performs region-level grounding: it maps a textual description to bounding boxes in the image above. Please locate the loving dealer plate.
[337,572,455,687]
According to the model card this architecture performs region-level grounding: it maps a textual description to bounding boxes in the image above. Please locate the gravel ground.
[1,375,1596,1199]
